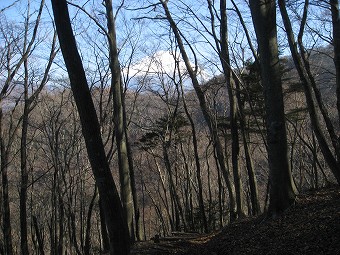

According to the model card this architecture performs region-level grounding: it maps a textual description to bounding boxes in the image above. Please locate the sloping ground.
[132,186,340,254]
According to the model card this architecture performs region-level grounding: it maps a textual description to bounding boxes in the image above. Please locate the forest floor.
[131,185,340,254]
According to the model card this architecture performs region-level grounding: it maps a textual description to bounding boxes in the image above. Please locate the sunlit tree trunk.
[104,0,136,241]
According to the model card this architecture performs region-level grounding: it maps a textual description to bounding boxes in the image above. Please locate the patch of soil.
[132,186,340,254]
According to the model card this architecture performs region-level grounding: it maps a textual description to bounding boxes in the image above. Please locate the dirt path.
[132,186,340,254]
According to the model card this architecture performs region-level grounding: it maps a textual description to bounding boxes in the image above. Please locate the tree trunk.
[331,0,340,125]
[161,0,237,222]
[239,114,261,215]
[50,1,130,254]
[1,152,13,255]
[279,0,340,184]
[235,81,261,215]
[20,66,30,255]
[0,109,13,255]
[125,128,142,241]
[84,187,97,255]
[104,0,136,242]
[57,192,64,255]
[32,216,45,255]
[250,0,297,216]
[162,143,186,230]
[219,0,245,218]
[99,199,110,253]
[180,83,208,233]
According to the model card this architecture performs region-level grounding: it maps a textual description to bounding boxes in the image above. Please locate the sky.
[1,0,332,89]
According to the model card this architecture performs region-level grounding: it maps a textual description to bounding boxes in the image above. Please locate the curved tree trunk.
[50,1,130,254]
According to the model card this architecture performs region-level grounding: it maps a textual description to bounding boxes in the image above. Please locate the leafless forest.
[0,0,339,254]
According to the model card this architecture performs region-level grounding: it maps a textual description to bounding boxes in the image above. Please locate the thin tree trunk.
[57,192,64,255]
[32,216,45,255]
[84,187,97,255]
[104,0,135,242]
[18,10,51,251]
[330,0,340,125]
[149,153,174,231]
[160,0,237,222]
[99,199,110,253]
[162,143,186,231]
[124,105,141,241]
[20,64,30,255]
[1,147,13,255]
[219,0,245,218]
[235,82,261,215]
[279,0,340,183]
[180,83,208,233]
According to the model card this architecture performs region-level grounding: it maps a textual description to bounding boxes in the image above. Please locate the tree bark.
[219,0,246,218]
[250,0,297,216]
[84,187,97,255]
[99,199,110,253]
[50,1,130,254]
[237,92,261,215]
[32,216,45,255]
[104,0,136,242]
[20,58,30,255]
[331,0,340,125]
[0,140,13,255]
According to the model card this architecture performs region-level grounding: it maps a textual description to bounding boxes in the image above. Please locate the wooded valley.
[0,0,339,254]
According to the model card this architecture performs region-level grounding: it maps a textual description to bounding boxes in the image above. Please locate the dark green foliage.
[138,113,189,150]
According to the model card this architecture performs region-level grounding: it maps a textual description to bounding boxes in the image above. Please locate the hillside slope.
[132,186,340,254]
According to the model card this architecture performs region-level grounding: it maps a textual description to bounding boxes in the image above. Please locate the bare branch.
[66,1,108,37]
[0,0,19,13]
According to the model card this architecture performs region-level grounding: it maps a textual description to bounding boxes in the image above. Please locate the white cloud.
[122,50,211,83]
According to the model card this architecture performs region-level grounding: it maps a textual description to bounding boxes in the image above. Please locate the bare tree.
[159,0,238,221]
[50,0,130,254]
[103,0,136,241]
[279,0,340,184]
[249,0,297,216]
[0,1,49,252]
